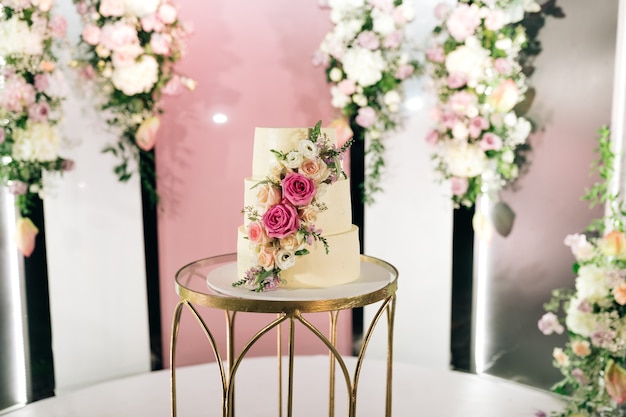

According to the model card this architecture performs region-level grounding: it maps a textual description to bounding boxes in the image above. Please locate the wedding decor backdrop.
[314,0,421,203]
[539,128,626,417]
[424,0,538,211]
[0,0,71,256]
[71,0,195,201]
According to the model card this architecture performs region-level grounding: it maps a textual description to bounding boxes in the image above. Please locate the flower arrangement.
[314,0,420,204]
[425,0,539,208]
[71,0,195,201]
[233,122,352,292]
[539,127,626,417]
[0,0,72,257]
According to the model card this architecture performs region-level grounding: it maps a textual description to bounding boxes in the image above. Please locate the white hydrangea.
[123,0,160,17]
[565,297,597,338]
[445,44,489,87]
[442,141,487,178]
[576,265,613,304]
[111,55,159,96]
[342,47,386,87]
[12,123,60,162]
[0,16,44,56]
[372,7,395,36]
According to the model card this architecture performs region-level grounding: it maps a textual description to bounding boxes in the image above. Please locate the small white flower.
[342,47,386,87]
[275,249,296,270]
[285,151,303,169]
[352,93,368,107]
[501,149,514,164]
[330,86,351,108]
[329,67,343,82]
[383,90,401,106]
[503,112,518,127]
[298,139,318,159]
[495,38,513,51]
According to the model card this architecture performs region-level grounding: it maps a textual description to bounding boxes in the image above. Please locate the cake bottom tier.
[236,225,361,288]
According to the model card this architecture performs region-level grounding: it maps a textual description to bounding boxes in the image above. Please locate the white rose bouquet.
[314,0,420,203]
[539,127,626,417]
[425,0,538,208]
[72,0,195,202]
[0,0,72,257]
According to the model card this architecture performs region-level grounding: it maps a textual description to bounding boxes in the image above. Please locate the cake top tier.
[252,127,337,179]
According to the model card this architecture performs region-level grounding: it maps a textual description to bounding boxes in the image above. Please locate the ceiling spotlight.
[213,113,228,124]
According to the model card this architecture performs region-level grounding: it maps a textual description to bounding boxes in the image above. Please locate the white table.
[6,356,565,417]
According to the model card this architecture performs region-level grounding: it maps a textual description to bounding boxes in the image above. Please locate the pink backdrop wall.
[156,0,352,367]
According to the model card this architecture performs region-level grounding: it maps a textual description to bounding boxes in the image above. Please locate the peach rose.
[300,158,329,182]
[299,205,319,224]
[279,234,303,252]
[247,221,269,245]
[552,347,569,366]
[256,246,276,270]
[487,79,519,113]
[255,183,281,208]
[614,282,626,305]
[572,340,591,357]
[135,117,160,151]
[599,230,626,259]
[40,61,55,72]
[15,217,39,258]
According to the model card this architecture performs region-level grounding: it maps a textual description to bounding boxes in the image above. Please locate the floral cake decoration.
[233,121,353,292]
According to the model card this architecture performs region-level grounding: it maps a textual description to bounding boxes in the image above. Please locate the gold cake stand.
[170,253,398,417]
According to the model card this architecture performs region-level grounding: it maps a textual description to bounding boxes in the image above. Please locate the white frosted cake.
[234,124,360,291]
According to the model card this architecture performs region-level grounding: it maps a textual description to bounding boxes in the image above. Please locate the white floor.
[5,356,565,417]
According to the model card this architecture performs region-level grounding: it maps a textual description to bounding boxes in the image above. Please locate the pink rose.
[99,0,125,17]
[395,63,414,80]
[0,76,36,112]
[81,24,101,46]
[15,217,39,258]
[479,133,503,151]
[446,3,481,42]
[49,15,67,38]
[112,44,143,67]
[247,221,269,245]
[135,117,160,151]
[158,3,178,24]
[141,14,165,32]
[262,203,300,239]
[450,177,469,196]
[28,102,50,123]
[537,312,564,335]
[100,22,140,51]
[487,79,519,113]
[282,172,316,206]
[468,116,489,139]
[448,90,477,116]
[337,79,356,96]
[493,58,512,74]
[355,106,376,128]
[426,45,445,63]
[447,73,466,89]
[425,130,439,146]
[383,30,403,49]
[34,74,49,91]
[440,110,458,129]
[357,31,380,50]
[150,33,172,56]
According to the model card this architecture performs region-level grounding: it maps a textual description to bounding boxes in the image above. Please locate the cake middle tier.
[243,177,353,236]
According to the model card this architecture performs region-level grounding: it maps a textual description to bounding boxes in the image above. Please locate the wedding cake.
[234,123,361,292]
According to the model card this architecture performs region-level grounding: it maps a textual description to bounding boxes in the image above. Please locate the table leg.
[170,300,185,417]
[328,310,339,417]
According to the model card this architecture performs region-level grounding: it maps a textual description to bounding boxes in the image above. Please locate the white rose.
[576,265,612,304]
[12,123,60,162]
[443,142,487,177]
[111,55,159,96]
[445,45,489,86]
[123,0,160,17]
[342,47,385,87]
[372,8,395,36]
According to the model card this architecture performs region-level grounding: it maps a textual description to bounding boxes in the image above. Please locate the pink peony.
[440,110,458,129]
[49,15,67,38]
[450,177,469,196]
[487,79,519,113]
[355,106,377,128]
[112,44,143,67]
[468,116,489,139]
[479,133,503,151]
[493,58,512,74]
[141,14,164,32]
[395,63,414,80]
[312,49,329,67]
[162,75,184,96]
[484,10,507,31]
[282,172,316,206]
[426,45,445,63]
[81,24,101,45]
[15,217,38,258]
[34,74,49,91]
[0,76,36,112]
[383,30,403,49]
[447,73,467,89]
[448,90,477,116]
[425,130,439,145]
[100,22,140,51]
[157,3,178,24]
[337,79,356,96]
[150,33,172,56]
[99,0,125,17]
[446,3,481,42]
[28,102,50,122]
[262,203,300,239]
[357,31,380,50]
[135,117,160,151]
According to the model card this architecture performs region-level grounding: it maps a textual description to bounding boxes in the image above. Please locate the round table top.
[175,253,398,313]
